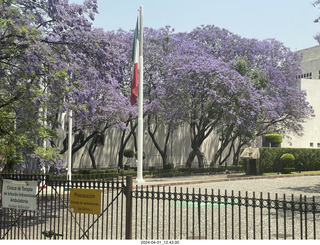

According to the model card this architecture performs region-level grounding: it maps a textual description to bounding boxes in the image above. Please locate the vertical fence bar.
[80,181,84,240]
[116,180,119,239]
[66,180,70,239]
[192,188,195,239]
[313,196,316,240]
[174,187,177,240]
[283,194,287,240]
[62,181,66,240]
[218,189,221,240]
[224,190,227,239]
[205,189,208,240]
[145,185,149,239]
[111,179,114,239]
[106,181,110,239]
[162,186,165,239]
[291,194,295,240]
[238,191,241,240]
[157,186,160,240]
[253,191,256,240]
[300,194,303,240]
[180,187,183,240]
[275,193,278,240]
[268,193,271,240]
[44,181,48,239]
[211,189,214,240]
[0,178,2,239]
[101,182,105,239]
[198,188,201,240]
[151,185,155,239]
[53,183,57,239]
[312,196,317,240]
[304,195,308,240]
[186,188,189,240]
[135,185,138,239]
[231,190,234,240]
[125,175,133,240]
[168,186,171,240]
[245,191,248,240]
[57,181,62,239]
[260,192,263,240]
[120,178,124,239]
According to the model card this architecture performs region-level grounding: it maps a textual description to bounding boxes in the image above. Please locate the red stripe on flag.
[130,19,139,106]
[131,63,139,105]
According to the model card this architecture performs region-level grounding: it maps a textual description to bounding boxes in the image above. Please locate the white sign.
[1,179,38,211]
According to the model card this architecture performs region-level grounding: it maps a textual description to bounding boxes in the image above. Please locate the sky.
[70,0,320,51]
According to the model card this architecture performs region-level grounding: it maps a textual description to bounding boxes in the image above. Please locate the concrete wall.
[297,45,320,79]
[282,79,320,148]
[59,120,234,170]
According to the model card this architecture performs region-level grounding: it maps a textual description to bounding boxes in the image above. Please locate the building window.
[297,72,312,79]
[310,142,314,147]
[317,143,320,148]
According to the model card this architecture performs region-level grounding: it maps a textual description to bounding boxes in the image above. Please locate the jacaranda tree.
[1,0,314,172]
[143,25,313,167]
[0,0,130,172]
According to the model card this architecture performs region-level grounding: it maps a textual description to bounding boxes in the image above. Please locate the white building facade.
[282,45,320,148]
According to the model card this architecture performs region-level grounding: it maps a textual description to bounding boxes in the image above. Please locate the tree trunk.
[147,113,173,168]
[148,127,171,168]
[233,138,248,166]
[88,136,98,169]
[210,133,233,166]
[186,143,206,168]
[118,119,138,168]
[186,150,196,168]
[196,149,205,168]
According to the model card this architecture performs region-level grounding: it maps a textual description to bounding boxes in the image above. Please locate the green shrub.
[148,166,157,171]
[260,147,320,173]
[134,151,146,159]
[280,153,295,167]
[282,167,295,174]
[265,134,283,144]
[78,169,90,174]
[163,163,174,169]
[124,149,135,158]
[216,165,226,172]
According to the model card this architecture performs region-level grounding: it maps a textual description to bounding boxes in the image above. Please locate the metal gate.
[0,174,128,240]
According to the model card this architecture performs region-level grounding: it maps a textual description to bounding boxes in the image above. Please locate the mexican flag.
[130,19,139,106]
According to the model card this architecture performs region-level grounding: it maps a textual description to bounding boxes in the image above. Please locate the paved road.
[136,174,320,199]
[185,176,320,197]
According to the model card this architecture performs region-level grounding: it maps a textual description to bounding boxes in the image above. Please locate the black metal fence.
[131,185,320,240]
[0,174,127,239]
[1,173,320,240]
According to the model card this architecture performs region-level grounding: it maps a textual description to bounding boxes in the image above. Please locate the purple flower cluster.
[0,1,314,170]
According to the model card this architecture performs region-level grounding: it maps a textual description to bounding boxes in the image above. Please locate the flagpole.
[136,5,145,184]
[67,109,72,182]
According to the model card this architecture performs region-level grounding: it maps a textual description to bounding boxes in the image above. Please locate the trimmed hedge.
[260,147,320,173]
[124,149,135,158]
[147,165,244,178]
[280,153,295,167]
[265,134,283,144]
[53,165,245,180]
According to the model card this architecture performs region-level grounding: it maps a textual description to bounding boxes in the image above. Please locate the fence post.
[125,175,133,239]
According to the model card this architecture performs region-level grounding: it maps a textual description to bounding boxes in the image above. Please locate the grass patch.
[262,170,320,176]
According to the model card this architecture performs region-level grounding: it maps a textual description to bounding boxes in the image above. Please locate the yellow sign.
[69,188,102,215]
